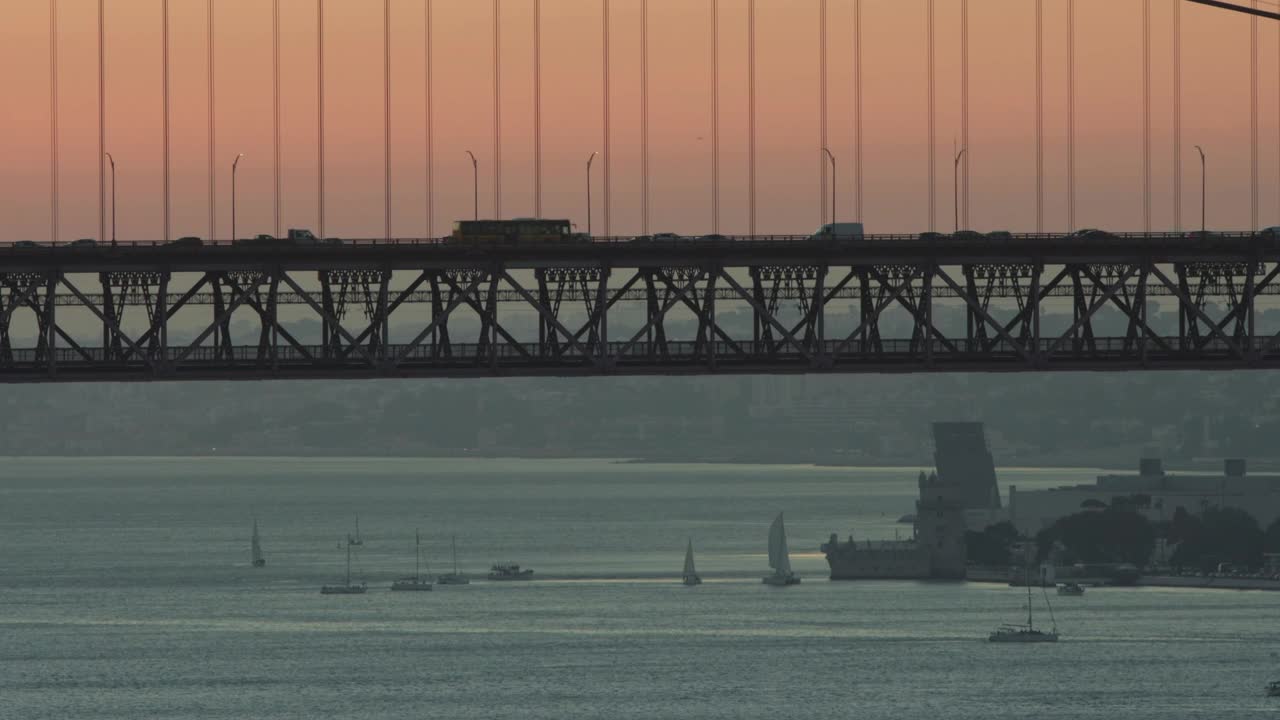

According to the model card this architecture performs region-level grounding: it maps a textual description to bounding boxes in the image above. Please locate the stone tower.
[914,470,967,579]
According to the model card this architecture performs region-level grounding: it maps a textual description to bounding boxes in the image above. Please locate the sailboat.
[762,512,801,586]
[321,535,367,594]
[682,538,702,586]
[251,518,266,568]
[435,534,470,585]
[989,564,1058,643]
[391,530,433,591]
[348,515,364,546]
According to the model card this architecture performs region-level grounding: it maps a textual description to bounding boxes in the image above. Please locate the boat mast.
[346,537,353,586]
[451,534,459,575]
[1026,561,1035,629]
[414,530,421,582]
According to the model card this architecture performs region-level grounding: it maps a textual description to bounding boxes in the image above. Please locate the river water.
[1,457,1275,718]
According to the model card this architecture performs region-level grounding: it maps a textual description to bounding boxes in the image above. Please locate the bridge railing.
[0,230,1272,251]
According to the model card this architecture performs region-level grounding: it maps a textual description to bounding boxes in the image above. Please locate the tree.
[1267,517,1280,554]
[965,522,1021,566]
[1170,507,1265,571]
[1038,506,1155,566]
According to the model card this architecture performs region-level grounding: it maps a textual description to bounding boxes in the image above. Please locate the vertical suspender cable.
[1251,0,1259,231]
[820,0,828,228]
[711,0,721,233]
[1143,0,1151,233]
[534,0,541,219]
[641,0,649,235]
[961,0,969,230]
[385,0,392,241]
[208,0,216,242]
[494,0,502,219]
[927,0,935,232]
[163,0,171,243]
[50,0,58,244]
[99,0,106,245]
[854,0,863,223]
[425,0,433,238]
[602,0,611,237]
[1174,0,1182,232]
[273,0,281,238]
[318,0,325,241]
[748,0,757,236]
[1064,0,1075,230]
[1035,0,1043,233]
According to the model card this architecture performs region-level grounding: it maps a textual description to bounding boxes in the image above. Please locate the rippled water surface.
[1,457,1276,719]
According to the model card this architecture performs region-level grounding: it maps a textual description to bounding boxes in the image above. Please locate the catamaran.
[682,538,702,586]
[391,530,433,591]
[990,567,1058,643]
[251,519,266,568]
[321,536,367,595]
[436,535,470,585]
[762,512,801,586]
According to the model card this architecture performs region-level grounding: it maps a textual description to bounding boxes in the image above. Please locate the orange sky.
[0,0,1276,242]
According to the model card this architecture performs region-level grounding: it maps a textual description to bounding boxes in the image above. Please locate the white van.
[809,222,864,240]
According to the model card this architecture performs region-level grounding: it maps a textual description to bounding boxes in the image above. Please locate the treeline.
[966,500,1280,572]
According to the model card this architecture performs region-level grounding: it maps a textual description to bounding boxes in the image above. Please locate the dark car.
[919,232,947,242]
[987,231,1014,241]
[69,238,97,248]
[167,236,203,248]
[12,241,42,249]
[651,233,683,242]
[1068,228,1118,241]
[699,234,732,243]
[953,230,985,241]
[627,235,654,243]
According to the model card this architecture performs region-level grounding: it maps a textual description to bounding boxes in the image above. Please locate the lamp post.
[953,144,967,234]
[586,151,598,236]
[231,153,244,242]
[822,147,836,229]
[104,152,117,246]
[1195,145,1206,235]
[465,150,479,221]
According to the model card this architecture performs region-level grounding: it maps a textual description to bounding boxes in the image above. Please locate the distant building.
[821,470,968,580]
[1008,458,1280,535]
[932,422,1002,511]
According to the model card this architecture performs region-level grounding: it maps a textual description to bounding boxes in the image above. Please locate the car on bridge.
[167,236,204,248]
[68,238,97,248]
[1068,228,1119,241]
[809,222,864,241]
[12,241,43,249]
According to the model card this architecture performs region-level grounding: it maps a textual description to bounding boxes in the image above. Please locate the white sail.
[683,539,697,578]
[251,519,264,564]
[768,512,792,575]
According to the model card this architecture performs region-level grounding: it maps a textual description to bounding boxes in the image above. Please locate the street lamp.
[953,144,968,234]
[231,153,245,243]
[104,152,117,246]
[586,152,598,236]
[822,147,836,230]
[465,150,479,221]
[1195,145,1206,236]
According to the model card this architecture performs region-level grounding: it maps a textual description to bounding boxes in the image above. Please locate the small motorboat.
[487,563,535,581]
[1056,582,1085,596]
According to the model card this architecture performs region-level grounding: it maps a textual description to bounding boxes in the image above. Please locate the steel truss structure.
[1,233,1279,382]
